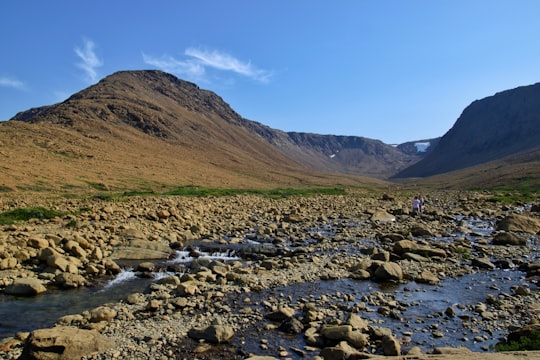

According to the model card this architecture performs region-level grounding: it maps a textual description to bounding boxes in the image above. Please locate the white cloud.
[143,47,272,84]
[185,48,272,83]
[74,38,103,83]
[142,53,205,80]
[0,76,25,89]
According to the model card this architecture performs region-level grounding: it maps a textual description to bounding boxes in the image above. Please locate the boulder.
[265,306,295,322]
[27,237,49,249]
[381,334,401,356]
[188,324,234,343]
[89,306,117,323]
[496,214,540,234]
[393,240,419,255]
[5,278,46,296]
[370,210,395,222]
[46,254,70,272]
[492,232,527,246]
[346,313,369,332]
[318,341,365,359]
[54,273,88,288]
[19,326,113,360]
[415,270,440,284]
[373,262,403,282]
[0,256,18,270]
[471,257,496,269]
[410,224,433,237]
[320,325,352,341]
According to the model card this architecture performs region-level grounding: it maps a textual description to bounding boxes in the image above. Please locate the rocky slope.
[0,190,539,359]
[396,83,540,178]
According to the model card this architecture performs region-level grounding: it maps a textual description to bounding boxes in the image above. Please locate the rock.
[410,224,433,237]
[445,306,456,317]
[46,254,71,272]
[318,341,366,360]
[188,324,234,343]
[19,326,113,360]
[176,282,200,296]
[102,259,122,275]
[54,273,88,288]
[373,262,403,282]
[471,257,496,269]
[417,245,447,258]
[27,237,49,249]
[89,306,117,323]
[432,346,472,355]
[320,325,352,341]
[265,306,295,322]
[64,240,87,258]
[381,334,401,356]
[5,278,46,296]
[393,240,419,254]
[492,232,527,246]
[0,256,18,270]
[345,330,369,349]
[278,317,304,334]
[346,313,369,332]
[403,252,428,262]
[496,214,540,234]
[415,270,440,284]
[137,261,155,272]
[370,209,395,222]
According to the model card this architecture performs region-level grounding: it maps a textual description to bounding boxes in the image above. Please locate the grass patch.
[0,207,66,225]
[496,329,540,351]
[486,189,538,204]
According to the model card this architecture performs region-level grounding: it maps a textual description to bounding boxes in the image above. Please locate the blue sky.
[2,1,540,144]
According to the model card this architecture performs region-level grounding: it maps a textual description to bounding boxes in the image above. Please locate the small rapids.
[0,249,239,340]
[0,215,538,356]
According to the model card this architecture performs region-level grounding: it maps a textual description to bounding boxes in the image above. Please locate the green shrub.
[496,330,540,351]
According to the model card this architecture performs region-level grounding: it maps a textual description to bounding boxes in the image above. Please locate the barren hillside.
[2,71,385,193]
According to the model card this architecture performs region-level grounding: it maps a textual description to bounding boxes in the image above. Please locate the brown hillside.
[2,70,384,193]
[401,146,540,190]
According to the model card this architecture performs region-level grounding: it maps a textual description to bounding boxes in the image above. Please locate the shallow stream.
[0,216,538,356]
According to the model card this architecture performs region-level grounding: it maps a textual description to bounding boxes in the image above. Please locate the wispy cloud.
[74,38,103,83]
[142,53,205,80]
[143,47,273,84]
[0,76,25,90]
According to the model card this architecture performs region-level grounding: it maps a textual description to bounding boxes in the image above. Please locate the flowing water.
[0,216,538,356]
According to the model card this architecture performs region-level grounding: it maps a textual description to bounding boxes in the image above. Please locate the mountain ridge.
[3,70,539,192]
[9,70,425,182]
[395,82,540,178]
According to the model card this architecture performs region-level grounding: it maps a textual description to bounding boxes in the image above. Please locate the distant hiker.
[412,196,422,216]
[419,195,425,212]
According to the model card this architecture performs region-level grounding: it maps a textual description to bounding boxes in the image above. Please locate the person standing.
[412,196,422,216]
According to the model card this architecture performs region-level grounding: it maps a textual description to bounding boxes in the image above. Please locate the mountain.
[2,70,390,192]
[241,122,428,179]
[396,82,540,178]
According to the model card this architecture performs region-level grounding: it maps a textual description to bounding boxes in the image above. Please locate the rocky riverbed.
[1,190,540,359]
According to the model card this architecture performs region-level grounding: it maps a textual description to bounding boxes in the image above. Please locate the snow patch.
[414,142,431,153]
